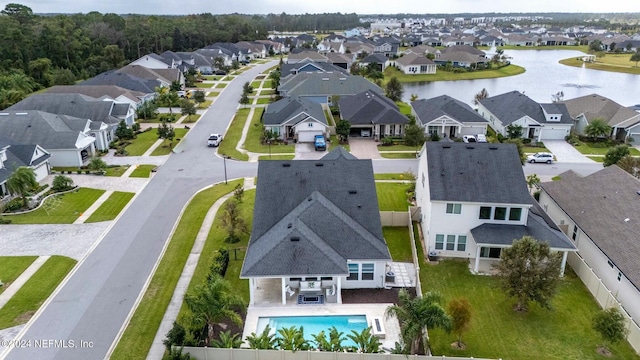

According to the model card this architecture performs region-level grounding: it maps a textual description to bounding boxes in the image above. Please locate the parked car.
[360,129,371,137]
[314,135,326,151]
[207,133,223,147]
[462,135,477,143]
[527,152,554,164]
[215,70,227,75]
[475,134,487,142]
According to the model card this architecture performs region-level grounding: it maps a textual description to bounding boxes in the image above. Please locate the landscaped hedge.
[207,247,230,279]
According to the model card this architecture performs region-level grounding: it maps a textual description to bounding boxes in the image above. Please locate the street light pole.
[222,154,228,184]
[268,140,271,159]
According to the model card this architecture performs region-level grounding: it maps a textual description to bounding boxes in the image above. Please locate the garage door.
[629,134,640,145]
[460,126,486,136]
[540,128,568,140]
[298,131,323,143]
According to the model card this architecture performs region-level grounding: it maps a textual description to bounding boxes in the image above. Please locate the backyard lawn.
[0,256,38,295]
[395,101,412,115]
[130,164,157,178]
[383,227,412,262]
[422,259,639,360]
[0,256,76,329]
[217,108,250,161]
[375,182,412,211]
[384,64,525,83]
[111,180,243,360]
[0,188,105,224]
[85,191,135,223]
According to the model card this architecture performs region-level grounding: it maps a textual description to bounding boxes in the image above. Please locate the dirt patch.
[15,310,35,324]
[342,288,416,304]
[596,346,612,357]
[450,341,467,350]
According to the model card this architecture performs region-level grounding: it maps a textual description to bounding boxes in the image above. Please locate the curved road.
[2,59,604,360]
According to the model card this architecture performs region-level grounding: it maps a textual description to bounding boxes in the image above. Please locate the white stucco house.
[262,96,328,143]
[415,142,576,273]
[411,95,489,139]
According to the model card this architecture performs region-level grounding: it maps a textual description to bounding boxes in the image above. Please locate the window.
[572,225,578,241]
[479,206,491,219]
[446,203,461,214]
[607,260,614,268]
[446,235,456,250]
[435,234,444,250]
[427,126,439,135]
[307,122,313,127]
[361,263,374,280]
[618,272,622,281]
[509,208,522,221]
[347,264,359,281]
[457,236,467,251]
[494,207,507,220]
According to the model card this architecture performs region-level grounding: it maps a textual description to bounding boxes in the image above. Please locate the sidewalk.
[146,178,256,360]
[73,190,114,224]
[0,256,50,309]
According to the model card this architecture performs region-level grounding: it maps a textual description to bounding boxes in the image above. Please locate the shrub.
[52,175,74,192]
[3,198,25,212]
[0,218,12,224]
[522,138,531,144]
[208,248,230,279]
[382,136,394,146]
[430,133,440,141]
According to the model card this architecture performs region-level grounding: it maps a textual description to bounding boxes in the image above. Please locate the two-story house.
[415,142,576,274]
[0,139,51,200]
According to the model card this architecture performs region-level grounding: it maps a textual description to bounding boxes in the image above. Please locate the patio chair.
[285,285,295,298]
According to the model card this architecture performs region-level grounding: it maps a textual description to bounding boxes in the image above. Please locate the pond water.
[402,50,640,107]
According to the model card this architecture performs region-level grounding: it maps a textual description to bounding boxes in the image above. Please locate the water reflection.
[402,50,640,106]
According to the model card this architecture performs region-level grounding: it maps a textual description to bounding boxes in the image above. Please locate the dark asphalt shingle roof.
[280,61,348,77]
[0,111,91,149]
[479,91,573,125]
[279,72,383,98]
[338,91,408,126]
[263,96,326,126]
[44,85,145,104]
[412,95,489,125]
[80,70,159,93]
[241,150,390,277]
[539,166,640,290]
[425,142,532,204]
[8,93,120,126]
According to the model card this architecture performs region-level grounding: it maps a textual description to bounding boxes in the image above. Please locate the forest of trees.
[0,3,361,94]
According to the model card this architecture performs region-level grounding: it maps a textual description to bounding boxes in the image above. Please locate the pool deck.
[243,303,401,351]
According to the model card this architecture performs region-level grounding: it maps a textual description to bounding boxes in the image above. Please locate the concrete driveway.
[347,138,381,159]
[542,140,595,163]
[294,142,326,160]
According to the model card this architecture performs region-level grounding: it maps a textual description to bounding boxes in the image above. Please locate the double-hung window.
[435,234,445,250]
[361,264,374,280]
[347,264,359,281]
[446,203,462,214]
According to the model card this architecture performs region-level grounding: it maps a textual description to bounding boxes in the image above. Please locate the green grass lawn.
[328,135,350,152]
[384,64,525,84]
[243,108,295,154]
[197,100,212,108]
[587,156,605,163]
[151,128,189,156]
[383,227,412,262]
[85,191,135,223]
[110,180,243,360]
[380,152,418,159]
[258,155,295,160]
[262,80,273,88]
[523,146,550,153]
[262,65,278,74]
[194,82,214,88]
[379,144,422,152]
[0,256,38,295]
[255,97,271,105]
[396,101,412,115]
[129,164,156,178]
[1,188,105,224]
[374,173,414,180]
[574,142,640,156]
[125,130,161,156]
[218,109,250,161]
[104,165,129,177]
[207,91,220,97]
[177,189,255,326]
[250,80,261,88]
[0,256,76,329]
[375,182,412,211]
[259,89,275,96]
[182,114,201,123]
[560,56,640,75]
[215,83,227,88]
[422,259,639,360]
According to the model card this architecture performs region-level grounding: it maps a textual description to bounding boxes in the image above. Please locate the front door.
[449,126,456,138]
[528,127,535,138]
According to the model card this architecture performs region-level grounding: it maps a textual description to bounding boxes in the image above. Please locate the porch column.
[474,246,482,273]
[560,251,568,277]
[249,278,255,305]
[336,277,342,304]
[281,278,286,305]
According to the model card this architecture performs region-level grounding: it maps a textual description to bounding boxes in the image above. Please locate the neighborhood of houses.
[2,21,640,358]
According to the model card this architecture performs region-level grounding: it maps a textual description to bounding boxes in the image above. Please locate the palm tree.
[6,166,38,206]
[245,325,277,349]
[385,289,452,355]
[585,118,612,139]
[184,275,244,346]
[276,326,309,351]
[312,326,346,351]
[346,327,381,353]
[211,330,243,348]
[473,88,489,106]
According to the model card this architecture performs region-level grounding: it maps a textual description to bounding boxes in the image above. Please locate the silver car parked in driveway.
[527,152,554,164]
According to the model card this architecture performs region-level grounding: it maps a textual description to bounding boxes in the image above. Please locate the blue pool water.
[256,315,368,346]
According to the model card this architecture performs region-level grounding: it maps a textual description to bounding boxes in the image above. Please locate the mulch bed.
[341,287,416,304]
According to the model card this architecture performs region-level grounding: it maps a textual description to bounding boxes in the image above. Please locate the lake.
[402,50,640,107]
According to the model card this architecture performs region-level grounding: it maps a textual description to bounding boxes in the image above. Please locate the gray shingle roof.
[44,85,145,104]
[395,53,435,66]
[8,93,120,126]
[471,201,576,250]
[539,166,640,290]
[479,91,573,125]
[412,95,489,124]
[562,93,640,128]
[338,91,408,126]
[80,70,159,93]
[279,72,383,98]
[263,96,327,126]
[0,111,90,149]
[241,150,390,277]
[280,61,348,77]
[425,142,532,204]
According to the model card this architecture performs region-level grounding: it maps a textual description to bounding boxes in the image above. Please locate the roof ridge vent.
[282,163,291,167]
[290,237,300,242]
[442,144,451,148]
[348,190,358,194]
[315,163,324,166]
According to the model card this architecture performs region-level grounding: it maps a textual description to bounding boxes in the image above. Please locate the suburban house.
[415,142,576,274]
[44,85,151,110]
[262,96,328,143]
[241,148,391,305]
[411,95,489,139]
[278,72,383,105]
[538,165,640,323]
[116,64,185,89]
[359,53,391,72]
[8,93,135,150]
[394,53,437,74]
[433,51,487,68]
[402,44,439,57]
[79,70,161,94]
[280,60,348,79]
[338,90,408,140]
[130,53,178,69]
[317,40,346,54]
[325,52,355,70]
[0,111,96,167]
[0,139,51,200]
[195,48,234,69]
[285,50,329,64]
[477,91,573,141]
[562,94,640,142]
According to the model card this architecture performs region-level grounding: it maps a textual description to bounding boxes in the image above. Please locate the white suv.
[527,152,554,164]
[207,134,222,147]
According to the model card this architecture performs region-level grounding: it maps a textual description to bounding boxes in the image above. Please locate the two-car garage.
[297,130,324,143]
[538,126,571,140]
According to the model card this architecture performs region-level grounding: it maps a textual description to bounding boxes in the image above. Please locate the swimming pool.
[256,315,368,346]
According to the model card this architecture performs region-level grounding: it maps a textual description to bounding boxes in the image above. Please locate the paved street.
[3,62,273,360]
